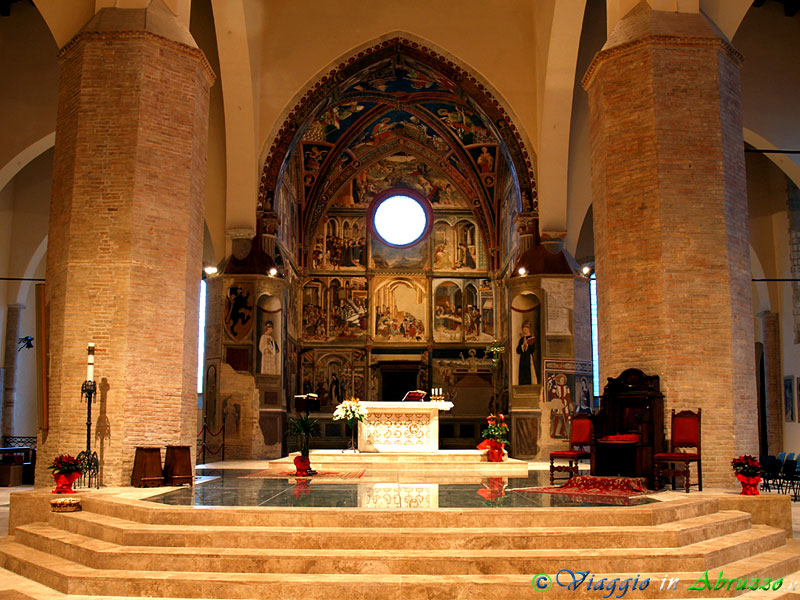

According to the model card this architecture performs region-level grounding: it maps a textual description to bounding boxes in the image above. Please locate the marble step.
[48,509,753,550]
[77,494,722,528]
[264,452,530,475]
[12,522,787,575]
[1,539,799,599]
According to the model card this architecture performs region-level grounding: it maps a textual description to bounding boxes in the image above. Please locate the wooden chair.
[549,415,593,485]
[654,409,702,493]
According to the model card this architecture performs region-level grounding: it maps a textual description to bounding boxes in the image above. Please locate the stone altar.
[357,401,454,452]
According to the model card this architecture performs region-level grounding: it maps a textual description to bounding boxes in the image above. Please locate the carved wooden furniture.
[654,409,702,493]
[131,447,163,487]
[549,414,593,484]
[591,368,665,489]
[163,445,193,486]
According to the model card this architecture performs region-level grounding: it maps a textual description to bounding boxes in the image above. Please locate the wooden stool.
[163,445,193,486]
[131,447,163,487]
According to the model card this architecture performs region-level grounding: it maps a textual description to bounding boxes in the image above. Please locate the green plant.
[287,414,320,457]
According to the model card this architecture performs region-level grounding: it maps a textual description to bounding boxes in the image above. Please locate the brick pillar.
[2,304,23,440]
[583,5,756,487]
[38,5,214,487]
[759,311,783,455]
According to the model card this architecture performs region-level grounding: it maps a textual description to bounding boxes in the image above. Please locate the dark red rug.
[513,475,650,505]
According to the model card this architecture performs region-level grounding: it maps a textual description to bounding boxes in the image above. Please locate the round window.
[369,189,431,248]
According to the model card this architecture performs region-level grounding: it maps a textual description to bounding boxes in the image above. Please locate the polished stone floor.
[144,467,657,508]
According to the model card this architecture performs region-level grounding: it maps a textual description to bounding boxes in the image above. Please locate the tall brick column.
[38,5,214,486]
[583,5,756,487]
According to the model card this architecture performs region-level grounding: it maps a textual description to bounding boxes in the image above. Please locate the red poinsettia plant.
[731,455,761,478]
[48,454,83,476]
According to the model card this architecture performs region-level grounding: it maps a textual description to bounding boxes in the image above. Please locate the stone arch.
[0,132,55,196]
[744,128,800,191]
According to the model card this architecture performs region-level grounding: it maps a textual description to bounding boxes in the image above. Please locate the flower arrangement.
[333,397,368,424]
[333,396,368,452]
[731,455,761,478]
[48,454,83,476]
[481,413,509,445]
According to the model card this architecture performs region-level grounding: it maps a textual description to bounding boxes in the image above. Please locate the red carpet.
[244,468,366,480]
[513,475,649,505]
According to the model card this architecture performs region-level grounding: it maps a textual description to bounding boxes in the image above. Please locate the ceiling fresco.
[259,39,538,268]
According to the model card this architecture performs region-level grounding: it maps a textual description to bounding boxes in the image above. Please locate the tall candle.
[87,343,95,382]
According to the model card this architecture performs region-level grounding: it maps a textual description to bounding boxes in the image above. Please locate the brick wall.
[38,27,212,487]
[584,7,757,487]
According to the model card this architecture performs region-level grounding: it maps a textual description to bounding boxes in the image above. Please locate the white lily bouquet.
[333,396,367,452]
[333,396,368,424]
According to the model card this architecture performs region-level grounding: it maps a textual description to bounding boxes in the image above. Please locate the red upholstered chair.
[654,409,702,493]
[549,415,593,485]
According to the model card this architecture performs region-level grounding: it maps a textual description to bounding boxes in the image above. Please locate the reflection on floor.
[146,467,656,508]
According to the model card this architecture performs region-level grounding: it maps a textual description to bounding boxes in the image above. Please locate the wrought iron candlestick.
[78,343,100,488]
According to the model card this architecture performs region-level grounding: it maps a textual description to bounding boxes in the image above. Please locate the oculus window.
[369,190,431,248]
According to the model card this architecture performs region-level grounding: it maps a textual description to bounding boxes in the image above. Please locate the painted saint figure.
[477,146,494,172]
[548,373,571,439]
[259,320,280,375]
[516,320,537,385]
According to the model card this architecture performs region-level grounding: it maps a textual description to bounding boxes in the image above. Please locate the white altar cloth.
[357,401,454,453]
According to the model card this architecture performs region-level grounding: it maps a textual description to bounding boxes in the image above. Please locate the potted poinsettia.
[477,413,509,462]
[731,455,761,495]
[48,454,83,494]
[287,414,320,476]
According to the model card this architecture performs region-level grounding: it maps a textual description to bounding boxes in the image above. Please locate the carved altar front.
[358,401,454,452]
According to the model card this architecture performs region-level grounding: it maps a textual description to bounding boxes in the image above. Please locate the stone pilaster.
[2,304,23,440]
[759,311,782,455]
[38,4,214,486]
[787,180,800,343]
[583,5,756,487]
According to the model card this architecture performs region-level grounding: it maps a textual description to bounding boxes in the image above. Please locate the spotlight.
[518,267,527,276]
[268,267,278,277]
[203,266,218,275]
[17,336,33,351]
[582,265,591,276]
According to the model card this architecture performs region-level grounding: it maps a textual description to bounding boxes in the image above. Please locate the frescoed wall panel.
[312,215,367,270]
[372,277,428,343]
[302,277,368,342]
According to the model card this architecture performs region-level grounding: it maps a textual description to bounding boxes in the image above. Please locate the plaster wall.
[0,182,13,368]
[3,151,53,438]
[773,207,800,450]
[747,152,790,313]
[565,0,606,258]
[252,0,540,164]
[191,0,226,263]
[735,2,800,186]
[0,3,58,182]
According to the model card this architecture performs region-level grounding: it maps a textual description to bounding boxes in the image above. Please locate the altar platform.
[0,465,798,600]
[264,449,529,477]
